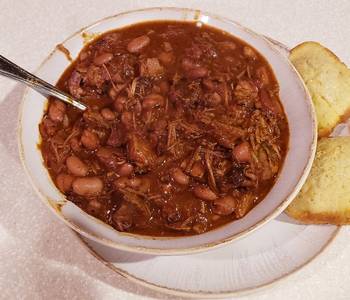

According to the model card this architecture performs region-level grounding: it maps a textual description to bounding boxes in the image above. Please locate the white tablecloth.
[1,1,350,299]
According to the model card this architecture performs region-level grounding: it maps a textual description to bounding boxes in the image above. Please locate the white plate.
[78,214,339,298]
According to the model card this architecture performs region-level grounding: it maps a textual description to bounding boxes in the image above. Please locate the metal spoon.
[0,55,87,111]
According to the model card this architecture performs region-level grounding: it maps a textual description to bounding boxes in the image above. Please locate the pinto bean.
[114,96,126,112]
[142,94,164,110]
[56,173,74,193]
[93,52,113,66]
[187,66,208,79]
[117,163,134,177]
[72,177,103,196]
[48,100,66,123]
[101,108,116,120]
[121,111,133,128]
[212,195,237,215]
[190,162,205,178]
[81,129,99,150]
[66,156,88,176]
[128,177,142,188]
[127,35,150,53]
[171,167,189,185]
[233,142,252,163]
[108,86,118,99]
[193,185,218,201]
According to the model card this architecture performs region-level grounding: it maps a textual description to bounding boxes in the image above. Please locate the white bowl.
[18,7,316,255]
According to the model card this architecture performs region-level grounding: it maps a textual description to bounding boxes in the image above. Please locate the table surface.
[1,1,350,299]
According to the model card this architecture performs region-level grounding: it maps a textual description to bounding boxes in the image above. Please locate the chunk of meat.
[206,92,221,106]
[210,121,245,148]
[260,89,282,114]
[230,163,246,189]
[162,202,181,223]
[234,80,258,101]
[81,129,99,150]
[258,148,273,180]
[185,44,202,59]
[83,109,109,127]
[142,93,164,110]
[140,58,164,77]
[235,193,256,218]
[127,35,150,53]
[84,65,108,88]
[112,203,133,231]
[190,161,205,178]
[107,127,123,147]
[39,118,57,137]
[96,147,123,170]
[234,80,259,101]
[181,58,208,79]
[127,134,156,169]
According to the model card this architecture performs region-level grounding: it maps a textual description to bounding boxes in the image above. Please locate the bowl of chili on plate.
[19,7,316,254]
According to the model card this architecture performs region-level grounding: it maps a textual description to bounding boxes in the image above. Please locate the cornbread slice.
[286,137,350,224]
[290,42,350,137]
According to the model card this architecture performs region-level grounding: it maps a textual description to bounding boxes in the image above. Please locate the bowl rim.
[17,6,317,255]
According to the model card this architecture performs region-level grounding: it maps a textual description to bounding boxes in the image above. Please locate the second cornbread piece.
[290,42,350,137]
[286,137,350,224]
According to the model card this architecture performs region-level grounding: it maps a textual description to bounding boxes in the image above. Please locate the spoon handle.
[0,55,86,110]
